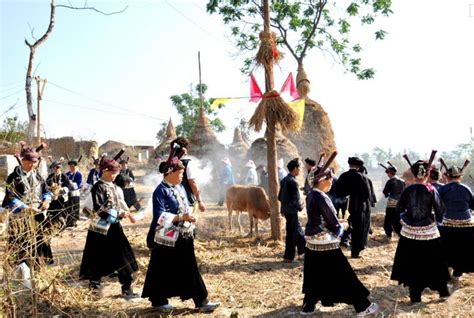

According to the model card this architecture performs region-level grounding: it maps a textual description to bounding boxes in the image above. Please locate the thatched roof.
[248,131,304,184]
[230,127,249,153]
[166,118,177,140]
[154,118,177,159]
[228,127,250,183]
[287,98,338,169]
[189,108,225,160]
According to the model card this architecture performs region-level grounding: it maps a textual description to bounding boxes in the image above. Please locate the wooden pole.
[34,77,46,145]
[262,0,282,240]
[198,51,203,110]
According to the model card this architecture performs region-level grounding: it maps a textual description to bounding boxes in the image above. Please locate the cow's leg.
[247,214,254,237]
[237,212,243,236]
[228,208,233,232]
[255,218,260,239]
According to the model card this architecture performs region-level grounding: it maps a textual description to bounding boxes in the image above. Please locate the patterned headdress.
[66,154,82,166]
[16,141,46,163]
[99,149,124,172]
[439,157,470,178]
[307,151,337,186]
[159,143,185,175]
[403,150,437,179]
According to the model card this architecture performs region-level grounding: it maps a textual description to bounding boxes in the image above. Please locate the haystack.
[98,140,127,156]
[228,127,249,183]
[189,107,225,161]
[154,118,177,159]
[287,65,338,168]
[247,130,304,184]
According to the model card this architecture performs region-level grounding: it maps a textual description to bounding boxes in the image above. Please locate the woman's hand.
[183,214,196,223]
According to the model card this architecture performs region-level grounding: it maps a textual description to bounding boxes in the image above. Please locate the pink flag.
[250,72,263,102]
[280,72,300,100]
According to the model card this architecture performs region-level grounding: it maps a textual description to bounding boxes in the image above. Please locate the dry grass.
[2,199,474,317]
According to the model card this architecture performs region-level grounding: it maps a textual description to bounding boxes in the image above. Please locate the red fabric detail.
[425,183,435,192]
[272,44,280,59]
[166,229,176,238]
[279,73,300,100]
[249,72,263,103]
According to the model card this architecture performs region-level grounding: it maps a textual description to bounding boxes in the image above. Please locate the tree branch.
[30,0,56,50]
[27,23,38,42]
[271,18,299,62]
[55,3,128,16]
[299,0,327,63]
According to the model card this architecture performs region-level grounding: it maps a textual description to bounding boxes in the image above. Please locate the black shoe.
[438,286,450,299]
[121,289,139,300]
[409,290,421,303]
[341,241,351,248]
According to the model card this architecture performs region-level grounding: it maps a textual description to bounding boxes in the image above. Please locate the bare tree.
[24,0,127,140]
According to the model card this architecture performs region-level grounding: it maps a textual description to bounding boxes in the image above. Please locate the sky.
[1,0,473,156]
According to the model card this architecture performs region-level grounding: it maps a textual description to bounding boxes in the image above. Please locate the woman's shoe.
[357,303,379,317]
[154,304,174,313]
[198,301,221,313]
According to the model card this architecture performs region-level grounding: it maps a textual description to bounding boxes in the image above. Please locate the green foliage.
[170,84,225,138]
[0,116,27,143]
[207,0,393,79]
[155,121,168,144]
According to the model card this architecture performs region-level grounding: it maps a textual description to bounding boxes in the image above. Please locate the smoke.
[137,156,214,214]
[187,156,214,186]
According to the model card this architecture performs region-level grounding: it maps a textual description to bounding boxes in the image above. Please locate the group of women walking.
[301,150,473,316]
[3,141,472,316]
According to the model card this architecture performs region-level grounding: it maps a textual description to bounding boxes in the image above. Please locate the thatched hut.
[247,130,304,184]
[154,118,177,159]
[228,127,249,183]
[189,107,225,161]
[287,65,338,168]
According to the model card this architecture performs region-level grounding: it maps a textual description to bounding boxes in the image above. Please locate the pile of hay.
[287,65,338,169]
[287,98,338,168]
[247,130,304,184]
[153,118,176,160]
[228,128,249,183]
[189,108,225,161]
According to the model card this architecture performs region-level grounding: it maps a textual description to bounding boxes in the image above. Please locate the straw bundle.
[296,64,311,99]
[248,91,299,133]
[256,31,282,68]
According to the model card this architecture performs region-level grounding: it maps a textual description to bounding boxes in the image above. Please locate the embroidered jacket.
[2,166,52,213]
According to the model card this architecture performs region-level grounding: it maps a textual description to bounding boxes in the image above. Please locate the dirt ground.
[3,171,474,317]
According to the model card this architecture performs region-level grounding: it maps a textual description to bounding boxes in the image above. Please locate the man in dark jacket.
[278,158,305,262]
[336,157,372,258]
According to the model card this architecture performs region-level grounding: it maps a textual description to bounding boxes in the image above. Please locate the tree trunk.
[262,0,282,240]
[266,120,282,240]
[25,50,36,141]
[24,0,56,141]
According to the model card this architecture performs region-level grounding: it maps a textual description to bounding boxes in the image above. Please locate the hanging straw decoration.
[249,90,299,133]
[256,31,282,68]
[296,64,311,99]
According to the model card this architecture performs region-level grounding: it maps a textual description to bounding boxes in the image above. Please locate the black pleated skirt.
[439,226,474,274]
[79,222,138,279]
[391,236,450,291]
[302,247,370,307]
[142,236,208,302]
[123,188,138,207]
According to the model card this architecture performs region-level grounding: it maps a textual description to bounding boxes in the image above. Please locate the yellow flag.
[288,99,305,129]
[210,98,233,111]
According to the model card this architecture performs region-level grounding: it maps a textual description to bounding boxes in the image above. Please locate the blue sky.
[1,0,473,155]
